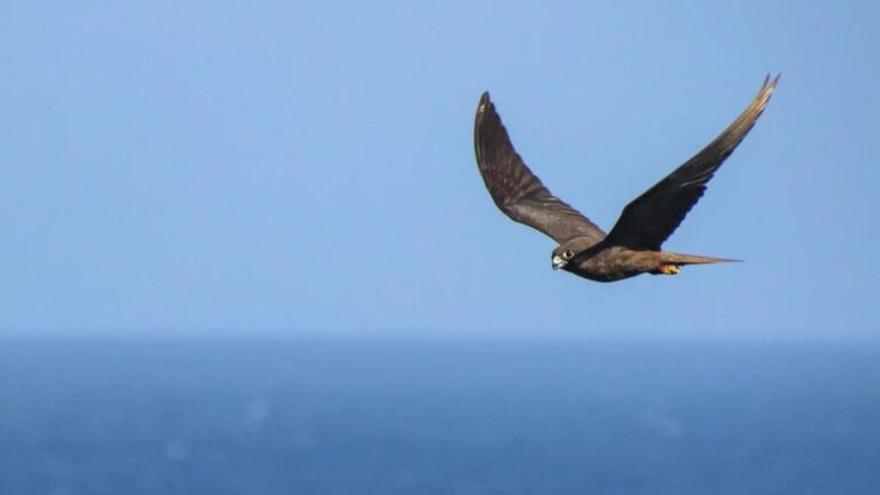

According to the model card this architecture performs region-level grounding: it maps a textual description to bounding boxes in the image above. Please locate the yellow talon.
[661,265,680,275]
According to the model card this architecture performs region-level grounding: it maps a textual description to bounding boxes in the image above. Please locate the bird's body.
[559,242,734,282]
[474,76,779,283]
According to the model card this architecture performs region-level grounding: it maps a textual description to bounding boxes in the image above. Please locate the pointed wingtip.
[477,91,493,116]
[754,73,780,108]
[762,73,781,93]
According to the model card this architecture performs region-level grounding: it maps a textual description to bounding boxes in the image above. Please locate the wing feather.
[473,92,605,245]
[605,75,779,250]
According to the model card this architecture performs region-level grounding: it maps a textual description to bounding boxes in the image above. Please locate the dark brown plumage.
[474,75,779,282]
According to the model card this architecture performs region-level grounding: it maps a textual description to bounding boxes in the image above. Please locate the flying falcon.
[474,75,779,282]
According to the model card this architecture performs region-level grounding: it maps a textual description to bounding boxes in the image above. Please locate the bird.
[473,75,779,283]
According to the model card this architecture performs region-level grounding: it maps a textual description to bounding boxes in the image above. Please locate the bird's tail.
[661,252,741,266]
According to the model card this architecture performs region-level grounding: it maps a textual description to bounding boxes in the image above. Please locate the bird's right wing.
[474,92,605,245]
[604,75,779,250]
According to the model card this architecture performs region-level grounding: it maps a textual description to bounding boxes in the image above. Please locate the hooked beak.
[552,255,567,270]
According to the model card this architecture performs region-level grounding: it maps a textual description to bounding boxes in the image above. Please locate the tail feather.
[662,252,741,266]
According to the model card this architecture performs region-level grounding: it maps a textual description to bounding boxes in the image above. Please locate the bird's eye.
[563,250,574,259]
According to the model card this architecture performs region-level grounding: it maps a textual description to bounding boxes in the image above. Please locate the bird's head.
[551,238,595,270]
[551,248,575,270]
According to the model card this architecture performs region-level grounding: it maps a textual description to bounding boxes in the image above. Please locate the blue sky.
[1,1,877,338]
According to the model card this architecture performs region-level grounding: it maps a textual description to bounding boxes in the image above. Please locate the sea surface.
[1,335,879,494]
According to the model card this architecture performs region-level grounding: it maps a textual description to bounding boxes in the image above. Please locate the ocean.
[1,336,878,494]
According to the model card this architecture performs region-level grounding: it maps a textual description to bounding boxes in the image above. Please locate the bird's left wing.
[605,74,779,251]
[474,92,605,245]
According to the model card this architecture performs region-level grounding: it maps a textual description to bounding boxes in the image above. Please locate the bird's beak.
[552,255,567,270]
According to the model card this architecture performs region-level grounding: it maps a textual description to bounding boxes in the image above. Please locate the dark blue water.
[2,336,879,494]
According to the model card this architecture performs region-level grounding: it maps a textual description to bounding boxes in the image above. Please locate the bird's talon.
[662,265,680,275]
